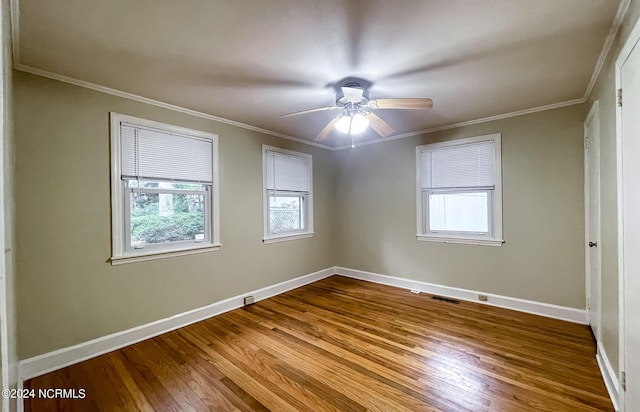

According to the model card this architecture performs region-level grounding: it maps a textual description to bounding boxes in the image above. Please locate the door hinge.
[621,371,626,391]
[585,136,589,148]
[617,88,623,107]
[587,298,591,309]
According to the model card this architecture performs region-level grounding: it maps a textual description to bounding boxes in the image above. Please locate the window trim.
[110,113,221,264]
[415,133,504,246]
[262,145,314,243]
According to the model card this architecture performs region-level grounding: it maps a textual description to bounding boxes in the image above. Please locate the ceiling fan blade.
[315,118,339,142]
[281,106,339,118]
[341,86,364,101]
[365,112,395,137]
[369,98,433,110]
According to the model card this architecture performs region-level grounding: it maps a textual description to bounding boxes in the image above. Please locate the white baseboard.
[596,341,620,411]
[335,267,587,324]
[18,267,335,382]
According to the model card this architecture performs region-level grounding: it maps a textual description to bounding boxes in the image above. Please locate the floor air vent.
[432,295,460,304]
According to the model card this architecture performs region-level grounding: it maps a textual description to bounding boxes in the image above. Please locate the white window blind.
[265,151,310,192]
[120,124,213,183]
[420,140,495,190]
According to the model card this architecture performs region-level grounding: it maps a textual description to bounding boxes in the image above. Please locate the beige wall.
[14,71,337,359]
[333,105,587,308]
[586,0,640,377]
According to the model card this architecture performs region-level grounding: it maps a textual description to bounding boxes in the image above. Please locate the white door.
[618,20,640,411]
[585,103,601,340]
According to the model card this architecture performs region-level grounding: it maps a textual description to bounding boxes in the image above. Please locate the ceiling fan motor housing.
[336,83,369,107]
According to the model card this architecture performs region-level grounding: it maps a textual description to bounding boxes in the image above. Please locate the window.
[416,133,503,246]
[263,145,313,243]
[110,113,220,264]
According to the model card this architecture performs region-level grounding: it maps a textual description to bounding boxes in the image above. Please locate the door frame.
[584,100,601,341]
[0,1,9,410]
[615,15,640,412]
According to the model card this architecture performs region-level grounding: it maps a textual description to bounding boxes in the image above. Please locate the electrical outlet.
[410,289,421,294]
[244,295,255,306]
[478,295,488,301]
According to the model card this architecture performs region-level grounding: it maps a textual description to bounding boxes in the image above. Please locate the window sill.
[263,232,314,244]
[416,235,504,247]
[110,243,222,265]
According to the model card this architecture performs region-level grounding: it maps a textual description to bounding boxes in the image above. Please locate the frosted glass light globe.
[334,115,351,134]
[334,113,370,135]
[350,113,369,134]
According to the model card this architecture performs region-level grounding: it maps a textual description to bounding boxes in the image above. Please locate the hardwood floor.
[25,275,613,411]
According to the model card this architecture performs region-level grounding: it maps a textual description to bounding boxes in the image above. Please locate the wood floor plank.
[25,275,613,411]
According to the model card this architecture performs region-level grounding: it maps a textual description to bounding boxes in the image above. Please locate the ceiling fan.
[281,82,433,145]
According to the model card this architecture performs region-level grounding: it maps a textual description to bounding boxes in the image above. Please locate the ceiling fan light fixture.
[334,115,352,134]
[335,112,369,135]
[283,80,431,142]
[350,113,369,134]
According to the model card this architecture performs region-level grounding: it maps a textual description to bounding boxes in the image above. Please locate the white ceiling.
[14,0,620,148]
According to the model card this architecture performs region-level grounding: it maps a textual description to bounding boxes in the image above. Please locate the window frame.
[110,113,221,264]
[415,133,503,246]
[423,189,493,236]
[266,191,309,235]
[262,145,314,244]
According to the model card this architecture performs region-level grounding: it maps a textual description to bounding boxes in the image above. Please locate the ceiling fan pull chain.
[348,114,354,135]
[351,133,355,148]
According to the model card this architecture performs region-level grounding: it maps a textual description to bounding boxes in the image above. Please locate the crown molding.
[9,0,336,151]
[333,97,584,150]
[582,0,632,102]
[9,0,630,151]
[13,63,335,151]
[335,0,633,151]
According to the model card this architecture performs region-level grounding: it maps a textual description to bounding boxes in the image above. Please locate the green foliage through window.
[130,191,205,244]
